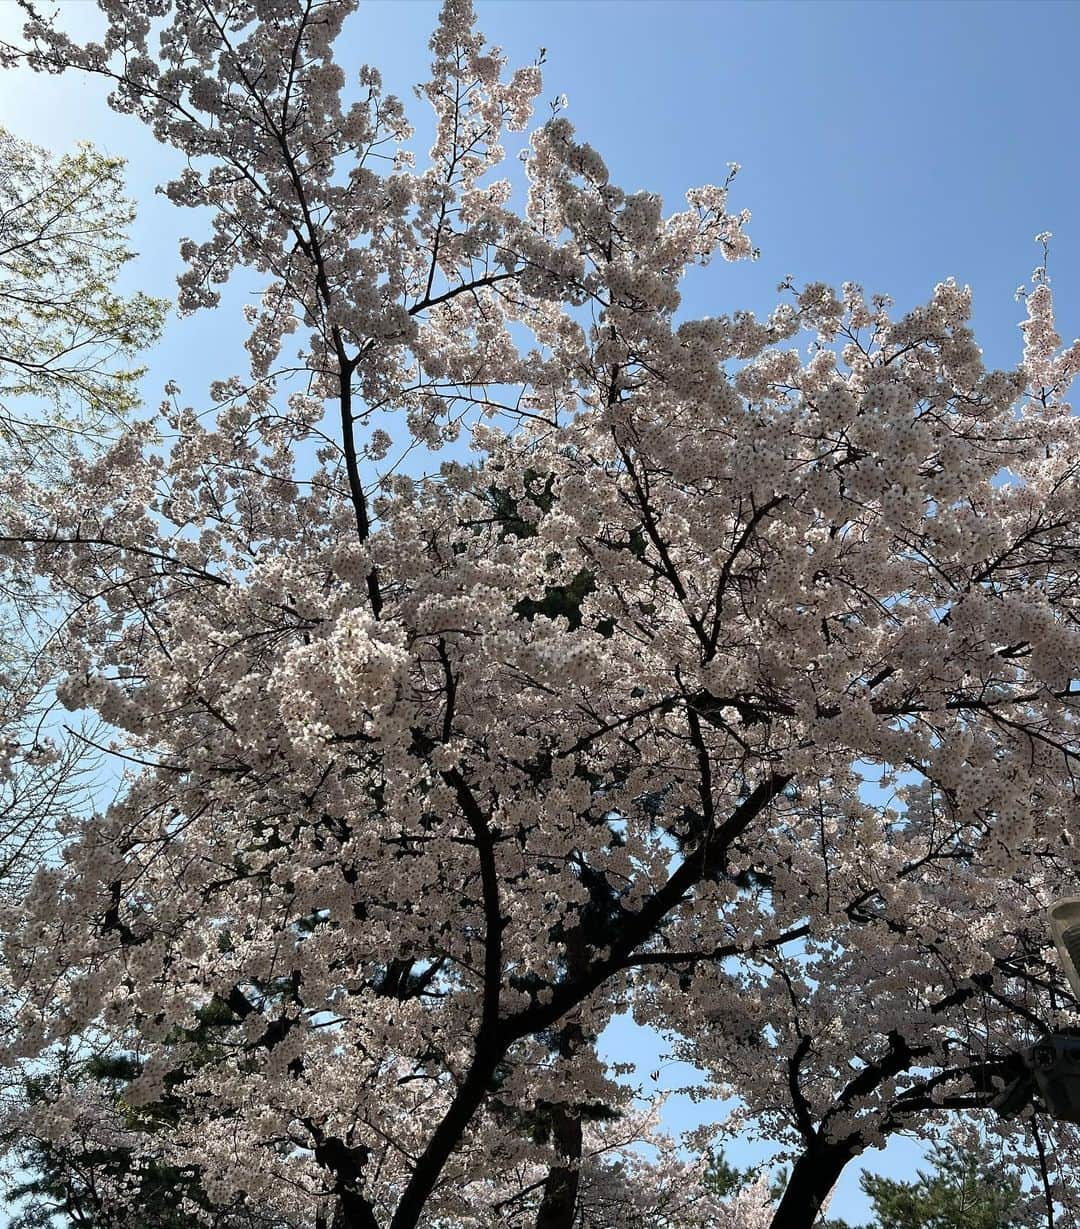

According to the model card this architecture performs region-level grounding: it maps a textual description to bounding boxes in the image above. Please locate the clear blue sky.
[3,0,1080,1221]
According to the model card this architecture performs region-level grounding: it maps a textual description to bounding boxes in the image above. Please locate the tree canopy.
[0,125,165,473]
[0,113,164,892]
[0,2,1078,1228]
[856,1142,1024,1229]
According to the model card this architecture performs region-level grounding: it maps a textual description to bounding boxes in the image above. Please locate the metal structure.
[991,900,1080,1125]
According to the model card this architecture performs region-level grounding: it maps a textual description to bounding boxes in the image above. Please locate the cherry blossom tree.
[1,2,1079,1228]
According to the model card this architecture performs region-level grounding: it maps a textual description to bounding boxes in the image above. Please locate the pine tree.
[857,1143,1024,1229]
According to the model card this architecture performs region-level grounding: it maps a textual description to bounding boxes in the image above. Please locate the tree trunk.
[388,1043,507,1229]
[769,1138,858,1229]
[312,1134,381,1229]
[533,1103,583,1229]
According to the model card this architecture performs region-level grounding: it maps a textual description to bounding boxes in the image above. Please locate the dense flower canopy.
[0,2,1078,1227]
